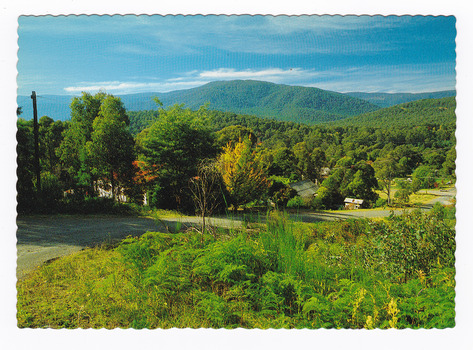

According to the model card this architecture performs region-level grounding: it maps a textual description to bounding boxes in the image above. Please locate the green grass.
[17,208,455,329]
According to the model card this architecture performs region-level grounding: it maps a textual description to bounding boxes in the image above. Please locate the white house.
[344,198,364,210]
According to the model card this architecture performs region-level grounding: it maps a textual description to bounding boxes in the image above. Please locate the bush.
[375,197,387,208]
[286,196,305,209]
[17,209,455,329]
[39,172,63,207]
[379,210,455,280]
[59,196,135,215]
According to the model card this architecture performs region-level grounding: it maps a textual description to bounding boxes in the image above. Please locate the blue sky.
[17,15,456,96]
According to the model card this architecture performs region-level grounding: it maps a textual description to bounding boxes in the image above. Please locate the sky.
[17,15,456,96]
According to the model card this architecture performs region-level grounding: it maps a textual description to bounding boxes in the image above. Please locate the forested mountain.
[345,90,456,108]
[17,80,380,123]
[17,81,455,125]
[331,97,456,129]
[18,91,456,215]
[153,80,381,124]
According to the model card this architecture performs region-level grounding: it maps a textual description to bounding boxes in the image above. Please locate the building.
[289,180,319,199]
[344,198,364,210]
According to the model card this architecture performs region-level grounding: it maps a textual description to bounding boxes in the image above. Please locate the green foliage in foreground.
[17,208,455,329]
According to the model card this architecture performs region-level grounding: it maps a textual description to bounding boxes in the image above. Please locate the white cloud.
[63,62,455,95]
[305,63,456,93]
[64,80,212,95]
[198,68,316,81]
[63,67,321,94]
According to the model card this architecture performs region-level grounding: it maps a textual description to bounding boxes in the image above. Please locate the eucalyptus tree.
[138,104,217,211]
[57,92,134,197]
[86,95,135,200]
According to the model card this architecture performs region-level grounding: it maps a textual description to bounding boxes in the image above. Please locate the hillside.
[155,80,381,124]
[17,81,455,125]
[345,90,456,108]
[330,97,456,128]
[17,80,380,123]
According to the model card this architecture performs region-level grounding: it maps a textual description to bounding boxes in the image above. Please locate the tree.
[373,154,400,206]
[394,179,412,205]
[218,137,269,208]
[189,159,226,236]
[215,125,256,148]
[38,116,65,176]
[267,147,299,180]
[343,161,379,206]
[293,142,327,184]
[17,118,35,211]
[411,165,437,192]
[316,159,378,209]
[86,95,134,201]
[56,92,107,193]
[139,104,217,211]
[393,144,422,177]
[442,146,456,178]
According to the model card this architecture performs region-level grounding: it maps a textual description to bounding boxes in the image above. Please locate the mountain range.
[17,80,455,125]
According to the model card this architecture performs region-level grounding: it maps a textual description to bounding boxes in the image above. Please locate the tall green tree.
[293,142,327,184]
[442,146,456,178]
[139,104,217,211]
[215,125,256,148]
[38,116,65,176]
[342,161,379,205]
[86,95,134,200]
[316,158,378,209]
[17,118,35,211]
[411,165,437,192]
[373,154,400,206]
[267,147,298,180]
[56,92,107,193]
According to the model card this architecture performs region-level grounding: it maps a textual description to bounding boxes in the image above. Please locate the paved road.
[420,187,456,206]
[16,215,163,280]
[17,187,455,280]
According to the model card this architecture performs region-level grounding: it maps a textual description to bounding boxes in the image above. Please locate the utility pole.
[31,91,41,192]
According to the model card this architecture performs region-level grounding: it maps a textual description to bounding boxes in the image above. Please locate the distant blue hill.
[16,80,455,123]
[17,94,76,121]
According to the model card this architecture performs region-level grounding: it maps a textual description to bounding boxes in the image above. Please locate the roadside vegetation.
[17,205,455,329]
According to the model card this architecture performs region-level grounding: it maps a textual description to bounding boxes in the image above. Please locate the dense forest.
[331,97,456,128]
[17,92,455,214]
[155,80,381,124]
[345,90,456,108]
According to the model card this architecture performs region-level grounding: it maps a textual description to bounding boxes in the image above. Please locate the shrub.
[375,197,387,208]
[379,210,455,280]
[17,209,455,329]
[286,196,305,209]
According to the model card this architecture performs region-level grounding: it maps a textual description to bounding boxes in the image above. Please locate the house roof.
[289,180,318,198]
[344,198,364,204]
